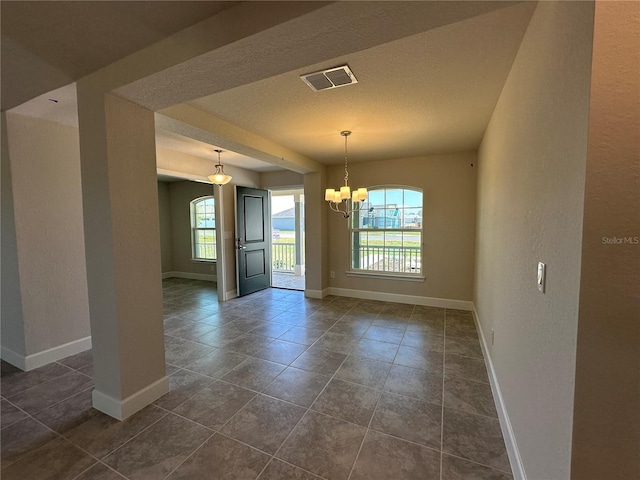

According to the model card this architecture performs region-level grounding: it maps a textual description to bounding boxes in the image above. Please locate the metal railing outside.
[272,242,296,272]
[353,245,421,274]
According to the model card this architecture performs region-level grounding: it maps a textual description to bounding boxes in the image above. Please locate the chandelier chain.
[344,133,349,185]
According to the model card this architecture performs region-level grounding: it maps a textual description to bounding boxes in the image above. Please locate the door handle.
[236,239,246,250]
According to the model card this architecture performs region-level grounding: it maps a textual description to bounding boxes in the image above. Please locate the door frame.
[234,185,272,297]
[269,186,306,289]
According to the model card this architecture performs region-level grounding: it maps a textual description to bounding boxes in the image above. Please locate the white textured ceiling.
[189,2,536,164]
[155,130,282,172]
[4,1,537,171]
[9,83,281,173]
[1,0,237,109]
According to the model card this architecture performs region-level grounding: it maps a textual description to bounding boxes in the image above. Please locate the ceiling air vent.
[300,65,358,92]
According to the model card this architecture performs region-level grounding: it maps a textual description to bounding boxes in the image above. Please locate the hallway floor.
[1,278,512,480]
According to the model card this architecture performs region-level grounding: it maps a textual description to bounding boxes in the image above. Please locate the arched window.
[191,196,216,261]
[351,186,422,274]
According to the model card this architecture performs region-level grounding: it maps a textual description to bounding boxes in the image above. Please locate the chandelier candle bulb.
[325,189,336,201]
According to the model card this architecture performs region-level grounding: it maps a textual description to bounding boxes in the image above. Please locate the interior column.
[303,171,328,297]
[294,192,305,277]
[77,86,167,420]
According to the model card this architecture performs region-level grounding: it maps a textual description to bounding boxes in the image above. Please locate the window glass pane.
[385,189,403,208]
[403,208,422,229]
[193,228,216,260]
[192,197,216,259]
[403,232,421,273]
[350,187,422,274]
[404,189,422,209]
[368,189,385,207]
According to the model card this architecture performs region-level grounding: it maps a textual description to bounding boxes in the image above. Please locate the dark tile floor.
[0,278,512,480]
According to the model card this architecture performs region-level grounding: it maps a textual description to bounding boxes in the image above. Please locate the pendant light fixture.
[208,149,232,186]
[324,131,368,218]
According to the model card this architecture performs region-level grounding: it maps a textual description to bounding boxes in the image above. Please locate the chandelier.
[208,149,232,186]
[324,131,367,218]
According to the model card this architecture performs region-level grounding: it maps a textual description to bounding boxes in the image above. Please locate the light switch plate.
[537,262,546,293]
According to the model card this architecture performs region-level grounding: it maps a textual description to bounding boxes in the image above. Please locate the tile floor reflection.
[0,278,512,480]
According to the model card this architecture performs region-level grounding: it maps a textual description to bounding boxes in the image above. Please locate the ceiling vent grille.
[300,65,358,92]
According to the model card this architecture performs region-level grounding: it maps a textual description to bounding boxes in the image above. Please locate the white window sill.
[345,270,425,282]
[191,258,216,264]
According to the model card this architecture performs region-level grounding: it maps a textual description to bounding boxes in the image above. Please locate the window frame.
[190,196,217,262]
[349,185,424,280]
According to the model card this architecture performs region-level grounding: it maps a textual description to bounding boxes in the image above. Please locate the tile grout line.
[439,309,449,480]
[2,367,92,404]
[2,291,462,480]
[0,406,66,470]
[160,305,357,478]
[345,391,382,480]
[160,430,218,479]
[17,408,127,479]
[154,369,219,413]
[82,407,171,464]
[441,451,515,476]
[346,301,406,480]
[255,328,357,480]
[440,403,502,421]
[70,461,128,480]
[24,385,95,418]
[271,458,329,479]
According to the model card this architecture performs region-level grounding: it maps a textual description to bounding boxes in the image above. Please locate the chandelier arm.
[327,198,365,219]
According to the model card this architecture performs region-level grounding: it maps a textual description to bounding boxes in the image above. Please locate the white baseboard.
[92,375,169,420]
[162,271,217,282]
[0,346,27,371]
[305,288,329,299]
[327,287,472,310]
[472,304,526,480]
[1,336,92,371]
[224,289,238,301]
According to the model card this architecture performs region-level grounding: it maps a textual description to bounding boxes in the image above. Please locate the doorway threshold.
[272,271,304,291]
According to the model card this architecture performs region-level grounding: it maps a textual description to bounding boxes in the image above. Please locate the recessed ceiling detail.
[300,65,358,92]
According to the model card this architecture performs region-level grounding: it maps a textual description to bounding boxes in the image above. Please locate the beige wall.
[1,113,26,357]
[326,152,477,302]
[260,170,303,189]
[571,2,640,479]
[475,2,594,479]
[3,113,91,356]
[157,181,173,273]
[167,181,216,276]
